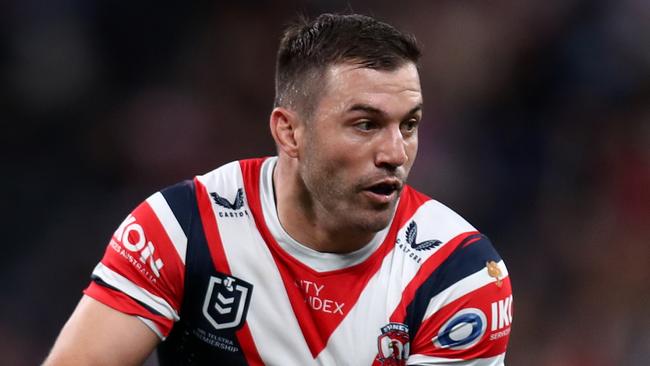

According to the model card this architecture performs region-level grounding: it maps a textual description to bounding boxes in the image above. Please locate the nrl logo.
[202,273,253,331]
[405,221,442,251]
[210,188,244,210]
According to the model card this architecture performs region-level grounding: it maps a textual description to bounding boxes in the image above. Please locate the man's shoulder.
[400,185,477,233]
[151,158,257,217]
[194,157,270,182]
[158,157,270,195]
[194,159,243,181]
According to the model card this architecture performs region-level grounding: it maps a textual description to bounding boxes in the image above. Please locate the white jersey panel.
[196,161,316,366]
[385,199,476,316]
[316,199,477,364]
[145,192,187,265]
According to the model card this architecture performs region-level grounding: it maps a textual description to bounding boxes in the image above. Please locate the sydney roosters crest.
[377,323,410,366]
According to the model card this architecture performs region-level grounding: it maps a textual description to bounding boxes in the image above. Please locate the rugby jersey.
[85,157,513,365]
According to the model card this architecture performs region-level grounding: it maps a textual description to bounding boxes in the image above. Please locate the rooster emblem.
[405,221,442,251]
[210,188,244,210]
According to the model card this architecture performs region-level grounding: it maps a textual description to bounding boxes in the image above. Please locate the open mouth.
[366,181,400,196]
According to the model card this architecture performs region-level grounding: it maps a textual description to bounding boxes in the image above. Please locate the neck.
[273,156,375,253]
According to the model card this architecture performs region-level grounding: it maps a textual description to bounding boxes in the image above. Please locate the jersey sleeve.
[84,181,194,339]
[406,235,513,365]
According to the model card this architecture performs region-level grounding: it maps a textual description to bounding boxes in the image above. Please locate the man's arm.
[44,295,160,366]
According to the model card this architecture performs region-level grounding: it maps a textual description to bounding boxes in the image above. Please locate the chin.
[354,211,394,233]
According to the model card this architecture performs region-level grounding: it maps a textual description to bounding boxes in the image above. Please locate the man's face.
[298,62,422,233]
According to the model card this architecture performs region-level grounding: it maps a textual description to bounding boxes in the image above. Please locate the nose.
[375,126,408,169]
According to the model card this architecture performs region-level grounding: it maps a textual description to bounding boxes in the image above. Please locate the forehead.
[315,62,422,117]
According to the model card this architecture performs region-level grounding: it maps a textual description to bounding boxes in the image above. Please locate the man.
[45,13,512,365]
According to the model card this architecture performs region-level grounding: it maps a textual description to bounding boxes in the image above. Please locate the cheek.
[303,126,369,184]
[321,149,355,182]
[315,134,359,167]
[303,137,346,180]
[312,146,361,191]
[404,140,418,172]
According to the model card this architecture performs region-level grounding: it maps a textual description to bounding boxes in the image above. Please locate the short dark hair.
[274,13,421,118]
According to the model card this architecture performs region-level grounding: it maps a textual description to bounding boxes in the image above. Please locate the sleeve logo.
[202,273,253,331]
[113,214,164,279]
[490,295,513,337]
[433,308,487,350]
[486,261,503,288]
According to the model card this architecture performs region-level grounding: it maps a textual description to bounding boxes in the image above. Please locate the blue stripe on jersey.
[157,179,252,366]
[160,180,196,239]
[404,234,502,341]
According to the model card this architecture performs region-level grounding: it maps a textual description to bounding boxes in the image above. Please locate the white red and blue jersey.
[85,157,513,365]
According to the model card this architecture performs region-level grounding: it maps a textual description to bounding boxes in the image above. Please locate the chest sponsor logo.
[112,214,164,281]
[377,322,410,366]
[433,308,487,350]
[210,188,250,218]
[202,273,253,331]
[295,279,345,315]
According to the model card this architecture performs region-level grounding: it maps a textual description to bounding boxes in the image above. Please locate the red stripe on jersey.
[462,236,482,248]
[86,199,186,336]
[137,200,185,311]
[195,177,231,272]
[239,158,430,359]
[240,158,327,356]
[388,230,480,324]
[194,177,264,366]
[410,276,513,360]
[84,282,174,334]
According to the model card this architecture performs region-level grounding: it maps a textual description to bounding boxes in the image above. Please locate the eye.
[401,119,419,134]
[355,120,377,131]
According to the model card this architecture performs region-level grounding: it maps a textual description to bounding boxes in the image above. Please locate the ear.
[269,107,302,158]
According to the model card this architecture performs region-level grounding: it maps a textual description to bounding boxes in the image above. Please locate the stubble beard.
[300,157,397,235]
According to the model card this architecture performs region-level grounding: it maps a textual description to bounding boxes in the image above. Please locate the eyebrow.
[347,103,423,119]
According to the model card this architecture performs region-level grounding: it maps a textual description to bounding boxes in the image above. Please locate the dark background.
[1,1,648,365]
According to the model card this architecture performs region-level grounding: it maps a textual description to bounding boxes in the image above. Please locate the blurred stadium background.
[1,1,648,365]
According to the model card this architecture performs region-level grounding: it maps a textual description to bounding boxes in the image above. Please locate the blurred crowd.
[1,1,648,365]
